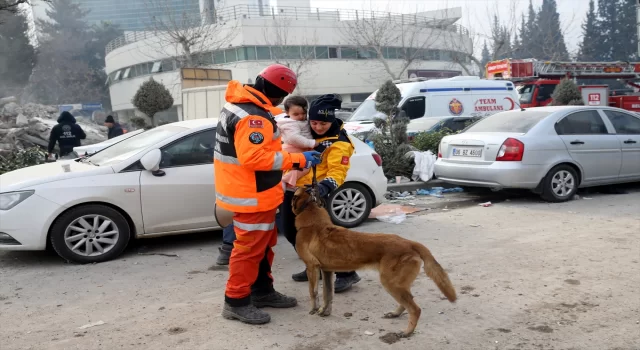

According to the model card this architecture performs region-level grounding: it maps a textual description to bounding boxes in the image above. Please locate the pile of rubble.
[0,97,107,157]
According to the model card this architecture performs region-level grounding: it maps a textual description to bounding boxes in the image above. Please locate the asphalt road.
[1,184,639,350]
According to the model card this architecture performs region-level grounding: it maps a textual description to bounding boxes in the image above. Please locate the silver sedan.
[434,106,640,202]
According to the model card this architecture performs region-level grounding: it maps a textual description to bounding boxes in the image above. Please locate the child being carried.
[276,96,319,189]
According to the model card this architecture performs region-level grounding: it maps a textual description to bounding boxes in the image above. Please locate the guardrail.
[106,5,470,55]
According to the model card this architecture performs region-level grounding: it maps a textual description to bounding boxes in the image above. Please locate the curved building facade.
[105,5,474,123]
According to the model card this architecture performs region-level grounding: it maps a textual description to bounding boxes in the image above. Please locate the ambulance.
[344,76,520,140]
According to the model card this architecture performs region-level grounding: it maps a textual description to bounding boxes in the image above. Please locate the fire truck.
[485,59,640,112]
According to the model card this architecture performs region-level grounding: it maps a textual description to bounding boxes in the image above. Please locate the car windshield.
[87,126,186,167]
[518,84,534,104]
[464,110,552,133]
[102,129,143,144]
[422,118,447,130]
[348,99,387,121]
[348,83,414,122]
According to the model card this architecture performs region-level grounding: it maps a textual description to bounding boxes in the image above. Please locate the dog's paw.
[309,308,319,315]
[395,332,411,338]
[383,312,401,319]
[317,307,332,317]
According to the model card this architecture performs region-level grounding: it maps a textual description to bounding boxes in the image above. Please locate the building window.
[315,46,328,59]
[122,67,131,79]
[256,46,271,60]
[236,47,247,61]
[340,47,357,59]
[328,47,338,58]
[357,48,376,59]
[161,59,174,72]
[151,61,162,73]
[224,48,237,62]
[245,46,257,60]
[197,52,214,66]
[350,93,372,102]
[213,51,225,64]
[113,70,122,81]
[301,46,314,59]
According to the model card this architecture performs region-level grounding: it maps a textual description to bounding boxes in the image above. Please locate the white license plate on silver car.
[452,147,482,157]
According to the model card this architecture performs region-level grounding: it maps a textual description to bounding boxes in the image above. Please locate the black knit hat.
[309,94,342,122]
[105,115,115,123]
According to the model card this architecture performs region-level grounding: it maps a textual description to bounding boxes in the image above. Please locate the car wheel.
[50,205,131,264]
[540,165,579,202]
[328,182,372,228]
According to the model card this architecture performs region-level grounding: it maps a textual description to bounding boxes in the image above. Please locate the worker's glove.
[302,151,322,168]
[317,183,331,198]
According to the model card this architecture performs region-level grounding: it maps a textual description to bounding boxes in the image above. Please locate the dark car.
[406,116,481,141]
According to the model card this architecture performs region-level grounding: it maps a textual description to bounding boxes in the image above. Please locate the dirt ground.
[1,188,639,350]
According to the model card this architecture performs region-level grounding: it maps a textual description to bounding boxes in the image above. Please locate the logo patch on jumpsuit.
[249,132,264,144]
[249,119,263,128]
[341,156,349,165]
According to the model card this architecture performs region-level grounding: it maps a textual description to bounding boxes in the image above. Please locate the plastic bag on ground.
[410,151,437,182]
[376,208,407,224]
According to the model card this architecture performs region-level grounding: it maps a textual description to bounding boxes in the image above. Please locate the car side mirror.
[140,149,165,176]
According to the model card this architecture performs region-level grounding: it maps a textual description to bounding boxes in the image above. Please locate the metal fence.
[105,5,470,55]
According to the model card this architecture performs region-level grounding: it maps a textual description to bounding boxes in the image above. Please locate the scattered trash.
[573,194,580,200]
[78,320,106,329]
[438,311,444,314]
[583,197,592,200]
[376,209,407,224]
[364,330,375,336]
[344,312,353,317]
[385,191,415,200]
[469,224,481,227]
[415,187,464,198]
[479,201,492,207]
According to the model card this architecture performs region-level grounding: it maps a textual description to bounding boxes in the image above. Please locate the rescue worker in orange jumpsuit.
[214,64,321,324]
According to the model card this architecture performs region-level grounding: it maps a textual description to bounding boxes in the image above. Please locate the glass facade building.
[73,0,201,31]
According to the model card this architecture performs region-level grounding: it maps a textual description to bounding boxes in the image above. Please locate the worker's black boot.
[216,243,233,266]
[222,303,270,324]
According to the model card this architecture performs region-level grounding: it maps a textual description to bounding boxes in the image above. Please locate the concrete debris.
[0,102,107,157]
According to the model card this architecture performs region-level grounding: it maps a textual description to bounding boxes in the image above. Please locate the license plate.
[452,147,482,157]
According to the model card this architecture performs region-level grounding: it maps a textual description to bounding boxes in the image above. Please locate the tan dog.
[291,187,457,337]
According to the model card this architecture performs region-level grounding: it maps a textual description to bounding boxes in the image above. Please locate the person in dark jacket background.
[48,111,86,158]
[104,115,124,139]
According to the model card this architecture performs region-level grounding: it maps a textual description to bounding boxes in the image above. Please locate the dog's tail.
[412,242,457,302]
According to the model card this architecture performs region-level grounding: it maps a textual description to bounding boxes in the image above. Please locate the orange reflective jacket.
[214,81,307,213]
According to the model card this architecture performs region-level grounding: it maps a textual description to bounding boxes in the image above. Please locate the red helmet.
[258,64,297,94]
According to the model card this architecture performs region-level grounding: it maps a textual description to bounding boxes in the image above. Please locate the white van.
[344,76,520,139]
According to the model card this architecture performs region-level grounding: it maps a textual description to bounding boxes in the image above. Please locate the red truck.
[485,59,640,112]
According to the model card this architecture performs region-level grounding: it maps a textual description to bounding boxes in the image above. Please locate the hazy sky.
[309,0,591,56]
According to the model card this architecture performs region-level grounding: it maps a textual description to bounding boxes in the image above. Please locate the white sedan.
[435,106,640,202]
[0,119,387,263]
[72,129,144,157]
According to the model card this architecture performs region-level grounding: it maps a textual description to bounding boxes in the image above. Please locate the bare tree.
[444,0,577,76]
[443,1,521,76]
[340,9,447,80]
[262,17,317,93]
[143,0,238,68]
[0,0,48,13]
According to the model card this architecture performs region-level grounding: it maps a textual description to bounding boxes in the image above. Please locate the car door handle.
[570,140,584,145]
[623,140,637,144]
